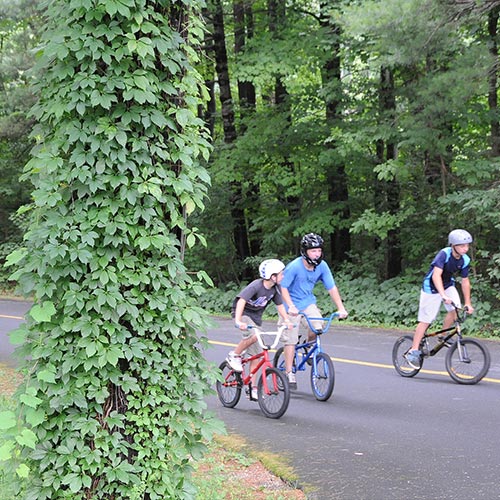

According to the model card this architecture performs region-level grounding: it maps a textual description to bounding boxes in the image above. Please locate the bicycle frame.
[422,305,468,360]
[241,326,287,395]
[293,312,339,368]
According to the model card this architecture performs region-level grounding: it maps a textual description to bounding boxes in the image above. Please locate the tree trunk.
[488,7,500,156]
[212,0,254,277]
[320,4,351,265]
[377,66,402,279]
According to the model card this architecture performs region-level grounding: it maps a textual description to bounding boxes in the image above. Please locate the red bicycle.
[216,325,290,419]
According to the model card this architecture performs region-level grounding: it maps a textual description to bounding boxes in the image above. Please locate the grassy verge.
[0,363,305,500]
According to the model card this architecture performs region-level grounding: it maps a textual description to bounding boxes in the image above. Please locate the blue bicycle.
[273,312,339,401]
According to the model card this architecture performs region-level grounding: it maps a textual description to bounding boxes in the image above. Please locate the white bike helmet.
[259,259,285,280]
[448,229,473,246]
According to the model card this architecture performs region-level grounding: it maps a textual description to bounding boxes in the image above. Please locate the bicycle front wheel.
[273,346,286,371]
[445,338,490,385]
[258,367,290,419]
[216,361,242,407]
[310,352,335,401]
[392,335,421,377]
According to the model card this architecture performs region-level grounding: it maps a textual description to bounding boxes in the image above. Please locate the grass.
[0,363,305,500]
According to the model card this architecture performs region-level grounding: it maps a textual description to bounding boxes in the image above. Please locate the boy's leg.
[406,291,441,367]
[278,317,299,389]
[302,304,324,341]
[442,286,460,329]
[227,315,258,371]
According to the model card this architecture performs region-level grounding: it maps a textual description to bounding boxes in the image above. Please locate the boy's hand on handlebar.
[235,321,249,331]
[337,309,348,319]
[288,304,299,316]
[464,304,474,314]
[441,295,453,305]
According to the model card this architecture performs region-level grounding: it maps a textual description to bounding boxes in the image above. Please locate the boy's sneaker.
[251,387,258,400]
[405,349,422,370]
[287,372,297,390]
[226,351,243,372]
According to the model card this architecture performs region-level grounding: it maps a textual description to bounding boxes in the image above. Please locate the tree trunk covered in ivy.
[5,0,221,499]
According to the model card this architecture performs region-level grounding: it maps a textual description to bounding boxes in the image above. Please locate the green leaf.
[9,325,27,345]
[0,440,14,461]
[0,410,16,430]
[4,248,27,267]
[30,301,56,322]
[16,463,30,478]
[16,429,38,449]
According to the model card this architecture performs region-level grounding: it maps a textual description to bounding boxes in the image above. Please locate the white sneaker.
[251,386,258,400]
[287,372,297,389]
[226,351,243,372]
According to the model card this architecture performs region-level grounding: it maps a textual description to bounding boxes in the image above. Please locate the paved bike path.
[2,301,500,499]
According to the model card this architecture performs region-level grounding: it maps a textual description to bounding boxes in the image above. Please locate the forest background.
[0,0,499,335]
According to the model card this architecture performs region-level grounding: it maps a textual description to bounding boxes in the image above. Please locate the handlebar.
[239,324,290,350]
[451,303,470,323]
[298,312,340,334]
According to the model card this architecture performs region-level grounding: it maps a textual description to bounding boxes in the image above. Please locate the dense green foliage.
[1,1,499,332]
[186,0,500,333]
[1,0,223,499]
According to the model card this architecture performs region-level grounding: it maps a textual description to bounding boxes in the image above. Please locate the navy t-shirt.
[422,247,470,294]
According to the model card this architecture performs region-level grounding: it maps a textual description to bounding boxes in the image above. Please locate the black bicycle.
[392,305,490,385]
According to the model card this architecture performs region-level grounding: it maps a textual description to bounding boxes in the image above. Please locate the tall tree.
[320,2,351,264]
[4,0,220,498]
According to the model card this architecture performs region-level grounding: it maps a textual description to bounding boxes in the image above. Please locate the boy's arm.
[234,298,249,330]
[281,287,298,316]
[461,277,474,313]
[431,267,452,304]
[276,304,293,326]
[328,286,348,318]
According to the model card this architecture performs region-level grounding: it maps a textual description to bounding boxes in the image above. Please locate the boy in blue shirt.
[405,229,474,369]
[280,233,348,388]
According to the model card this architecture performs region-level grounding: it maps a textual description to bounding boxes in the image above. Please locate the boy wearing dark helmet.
[280,233,348,389]
[405,229,475,369]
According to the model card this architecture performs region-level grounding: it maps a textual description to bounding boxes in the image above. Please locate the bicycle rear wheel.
[392,335,422,377]
[216,361,242,407]
[445,338,490,385]
[258,367,290,419]
[310,352,335,401]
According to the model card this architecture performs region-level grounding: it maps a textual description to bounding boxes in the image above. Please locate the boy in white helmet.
[226,259,292,399]
[405,229,475,369]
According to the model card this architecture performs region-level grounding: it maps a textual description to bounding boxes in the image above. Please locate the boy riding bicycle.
[226,259,292,399]
[405,229,475,369]
[279,233,348,389]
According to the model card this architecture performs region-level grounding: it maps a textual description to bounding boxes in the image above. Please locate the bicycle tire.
[216,361,242,408]
[273,346,286,371]
[258,367,290,419]
[310,352,335,401]
[445,338,490,385]
[392,335,422,377]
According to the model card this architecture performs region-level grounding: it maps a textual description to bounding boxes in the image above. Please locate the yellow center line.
[208,339,500,384]
[0,314,24,320]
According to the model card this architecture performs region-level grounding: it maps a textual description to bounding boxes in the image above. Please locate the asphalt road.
[204,317,500,500]
[2,300,500,499]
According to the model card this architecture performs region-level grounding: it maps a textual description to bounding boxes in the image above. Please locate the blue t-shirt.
[422,247,470,294]
[281,257,336,311]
